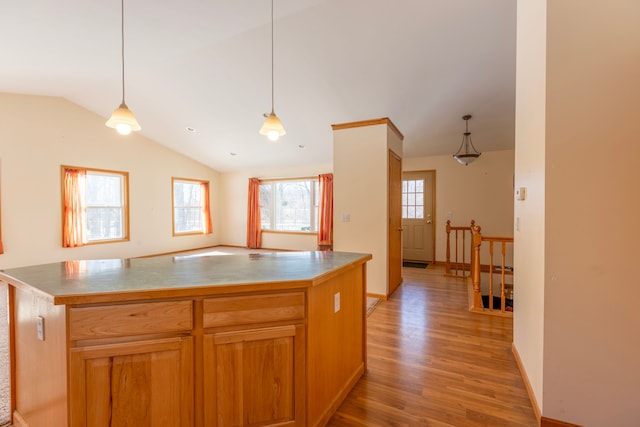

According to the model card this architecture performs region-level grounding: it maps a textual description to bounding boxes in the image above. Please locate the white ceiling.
[0,0,516,172]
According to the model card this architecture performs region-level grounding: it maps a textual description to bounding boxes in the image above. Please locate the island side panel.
[10,286,67,427]
[307,262,366,427]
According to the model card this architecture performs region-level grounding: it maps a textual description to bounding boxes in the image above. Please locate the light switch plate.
[36,316,45,341]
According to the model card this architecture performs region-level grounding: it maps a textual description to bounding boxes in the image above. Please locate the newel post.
[471,225,483,310]
[445,220,452,275]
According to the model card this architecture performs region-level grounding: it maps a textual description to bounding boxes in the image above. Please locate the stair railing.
[444,219,475,278]
[470,225,514,315]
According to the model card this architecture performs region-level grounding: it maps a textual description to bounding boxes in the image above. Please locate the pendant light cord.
[120,0,126,104]
[270,0,275,112]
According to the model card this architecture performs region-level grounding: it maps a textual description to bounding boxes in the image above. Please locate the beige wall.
[516,1,640,425]
[0,93,221,269]
[332,122,403,297]
[404,150,515,264]
[543,1,640,425]
[513,0,547,412]
[218,164,332,251]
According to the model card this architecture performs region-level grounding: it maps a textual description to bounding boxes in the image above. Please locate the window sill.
[261,230,318,236]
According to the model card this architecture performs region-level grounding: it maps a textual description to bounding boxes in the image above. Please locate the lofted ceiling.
[0,0,516,172]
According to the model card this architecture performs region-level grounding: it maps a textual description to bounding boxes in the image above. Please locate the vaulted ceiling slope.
[0,0,516,172]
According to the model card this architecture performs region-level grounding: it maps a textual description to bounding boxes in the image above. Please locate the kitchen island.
[1,250,371,427]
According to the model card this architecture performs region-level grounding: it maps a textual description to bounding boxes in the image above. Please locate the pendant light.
[453,114,481,165]
[106,0,141,135]
[259,0,286,141]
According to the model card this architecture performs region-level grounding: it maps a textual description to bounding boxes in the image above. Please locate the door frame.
[402,169,436,264]
[388,150,403,297]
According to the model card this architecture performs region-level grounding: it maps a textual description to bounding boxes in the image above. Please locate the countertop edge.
[1,252,373,306]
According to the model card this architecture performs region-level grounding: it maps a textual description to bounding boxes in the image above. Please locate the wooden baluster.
[462,230,467,276]
[454,229,459,275]
[471,226,483,310]
[445,220,452,275]
[488,241,494,311]
[468,220,475,277]
[501,241,507,312]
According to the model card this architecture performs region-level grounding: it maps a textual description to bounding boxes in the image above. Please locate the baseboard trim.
[12,411,27,427]
[512,343,541,423]
[541,417,583,427]
[366,292,387,301]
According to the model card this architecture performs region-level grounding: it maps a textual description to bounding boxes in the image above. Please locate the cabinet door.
[203,325,305,427]
[69,336,194,427]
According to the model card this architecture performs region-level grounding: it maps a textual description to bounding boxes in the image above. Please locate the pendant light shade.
[260,0,285,141]
[106,0,140,135]
[106,102,141,135]
[260,110,286,141]
[453,114,481,165]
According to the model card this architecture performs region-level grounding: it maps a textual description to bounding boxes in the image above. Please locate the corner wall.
[333,123,396,296]
[513,0,547,414]
[218,164,332,251]
[0,93,221,269]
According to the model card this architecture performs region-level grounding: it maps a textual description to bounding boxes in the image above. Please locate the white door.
[402,171,434,262]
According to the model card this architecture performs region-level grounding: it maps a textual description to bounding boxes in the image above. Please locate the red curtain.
[62,168,87,247]
[318,173,333,250]
[201,182,213,234]
[246,178,262,249]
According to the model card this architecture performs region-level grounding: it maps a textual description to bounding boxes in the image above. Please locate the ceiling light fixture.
[259,0,286,142]
[105,0,141,136]
[453,114,481,165]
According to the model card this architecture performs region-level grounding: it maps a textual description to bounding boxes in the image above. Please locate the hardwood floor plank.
[327,265,537,427]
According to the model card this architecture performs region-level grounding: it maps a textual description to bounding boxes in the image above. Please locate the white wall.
[513,0,547,413]
[404,150,515,263]
[0,93,221,269]
[218,163,332,251]
[542,1,640,425]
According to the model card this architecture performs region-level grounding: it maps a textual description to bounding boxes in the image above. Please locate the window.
[402,179,424,219]
[62,166,129,246]
[172,178,212,235]
[260,178,319,233]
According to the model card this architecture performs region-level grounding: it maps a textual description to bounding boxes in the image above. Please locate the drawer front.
[203,292,304,328]
[70,300,193,340]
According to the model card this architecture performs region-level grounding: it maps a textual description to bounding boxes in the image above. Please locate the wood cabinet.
[69,337,194,427]
[202,292,306,426]
[3,251,370,427]
[204,325,305,426]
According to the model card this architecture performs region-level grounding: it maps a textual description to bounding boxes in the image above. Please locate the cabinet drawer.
[70,301,193,340]
[203,292,304,328]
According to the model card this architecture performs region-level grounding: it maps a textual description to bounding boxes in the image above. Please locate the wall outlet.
[334,292,341,313]
[36,316,45,341]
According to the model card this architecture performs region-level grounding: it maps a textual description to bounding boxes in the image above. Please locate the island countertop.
[0,250,372,305]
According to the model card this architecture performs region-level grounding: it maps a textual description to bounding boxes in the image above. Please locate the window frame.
[402,178,425,220]
[259,177,319,235]
[171,177,211,236]
[61,165,130,245]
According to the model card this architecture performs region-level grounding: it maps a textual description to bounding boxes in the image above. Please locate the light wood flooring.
[328,265,538,427]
